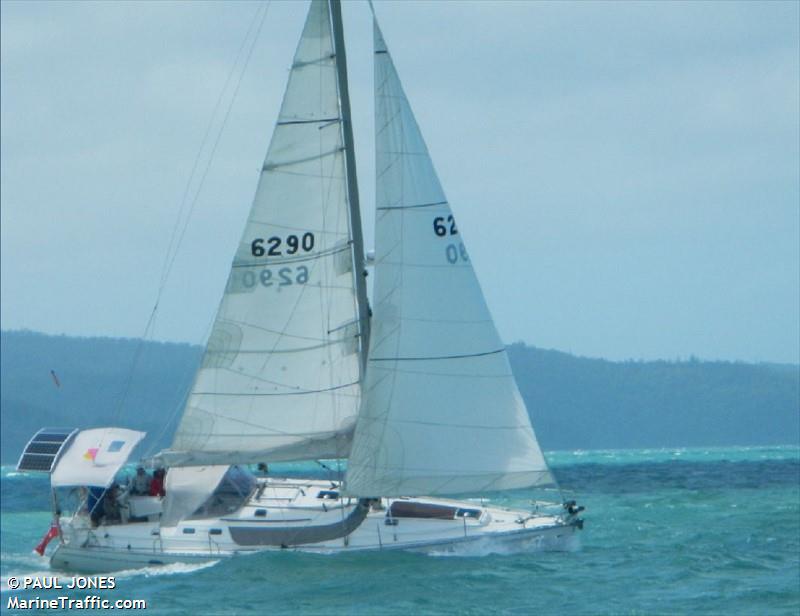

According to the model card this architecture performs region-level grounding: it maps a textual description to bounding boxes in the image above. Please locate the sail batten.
[276,117,340,126]
[369,349,506,362]
[376,201,448,211]
[192,381,360,397]
[344,17,553,497]
[169,0,363,466]
[263,147,344,171]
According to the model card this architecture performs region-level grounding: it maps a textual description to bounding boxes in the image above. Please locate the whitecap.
[426,532,580,557]
[113,559,220,579]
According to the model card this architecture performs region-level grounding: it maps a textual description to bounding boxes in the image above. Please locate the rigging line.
[143,310,216,458]
[230,241,351,266]
[179,409,348,434]
[374,107,402,141]
[157,1,269,293]
[197,366,314,393]
[162,6,273,442]
[161,2,272,294]
[370,365,512,379]
[291,55,335,69]
[212,318,329,343]
[374,261,471,270]
[369,348,505,362]
[376,200,447,211]
[252,168,344,180]
[144,377,192,459]
[276,117,340,126]
[110,2,272,429]
[244,219,348,234]
[389,419,532,430]
[197,345,354,394]
[263,146,344,170]
[204,337,348,356]
[191,380,359,397]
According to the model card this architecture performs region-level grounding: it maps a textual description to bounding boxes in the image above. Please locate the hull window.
[388,501,458,520]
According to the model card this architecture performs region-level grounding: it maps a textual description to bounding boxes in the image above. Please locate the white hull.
[49,478,581,573]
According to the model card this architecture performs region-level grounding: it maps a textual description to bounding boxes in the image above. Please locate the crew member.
[132,466,150,495]
[149,468,166,497]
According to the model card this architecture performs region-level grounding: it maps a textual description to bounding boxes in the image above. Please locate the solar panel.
[32,432,74,443]
[16,427,77,473]
[25,442,64,455]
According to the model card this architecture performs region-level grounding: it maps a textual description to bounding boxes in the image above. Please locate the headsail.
[345,19,553,497]
[165,0,365,466]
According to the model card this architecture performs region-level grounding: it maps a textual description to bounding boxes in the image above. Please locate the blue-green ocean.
[2,446,798,615]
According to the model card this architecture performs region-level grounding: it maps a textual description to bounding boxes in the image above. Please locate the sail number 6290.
[251,232,315,257]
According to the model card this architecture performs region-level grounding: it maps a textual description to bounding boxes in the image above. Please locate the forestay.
[345,20,553,497]
[166,0,363,466]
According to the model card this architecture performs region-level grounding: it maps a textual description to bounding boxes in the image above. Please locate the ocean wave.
[426,532,581,557]
[113,560,221,579]
[544,445,800,467]
[0,559,220,593]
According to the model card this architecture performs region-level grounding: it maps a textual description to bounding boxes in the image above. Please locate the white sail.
[165,0,364,466]
[344,21,553,497]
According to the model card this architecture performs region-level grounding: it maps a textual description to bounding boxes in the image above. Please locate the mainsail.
[165,0,365,466]
[344,19,553,497]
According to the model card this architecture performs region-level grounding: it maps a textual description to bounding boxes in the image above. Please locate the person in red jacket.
[149,468,166,497]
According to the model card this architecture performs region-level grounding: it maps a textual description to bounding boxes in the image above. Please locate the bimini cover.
[50,428,146,488]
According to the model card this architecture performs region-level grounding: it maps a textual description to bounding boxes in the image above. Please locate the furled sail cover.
[166,0,363,466]
[345,22,553,497]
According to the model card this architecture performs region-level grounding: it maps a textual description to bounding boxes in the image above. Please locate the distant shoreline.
[2,331,798,463]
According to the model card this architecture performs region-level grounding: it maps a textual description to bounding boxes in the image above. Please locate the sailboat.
[17,0,583,572]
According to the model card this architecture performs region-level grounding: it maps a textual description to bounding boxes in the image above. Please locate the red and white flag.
[34,523,59,556]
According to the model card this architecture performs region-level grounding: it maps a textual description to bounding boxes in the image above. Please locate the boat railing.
[150,529,164,553]
[81,529,100,549]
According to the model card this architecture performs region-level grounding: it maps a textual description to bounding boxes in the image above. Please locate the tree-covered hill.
[1,331,202,463]
[1,331,797,463]
[506,343,798,450]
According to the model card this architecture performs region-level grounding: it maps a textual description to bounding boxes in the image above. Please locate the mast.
[329,0,371,375]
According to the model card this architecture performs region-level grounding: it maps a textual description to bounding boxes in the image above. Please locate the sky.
[1,0,798,364]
